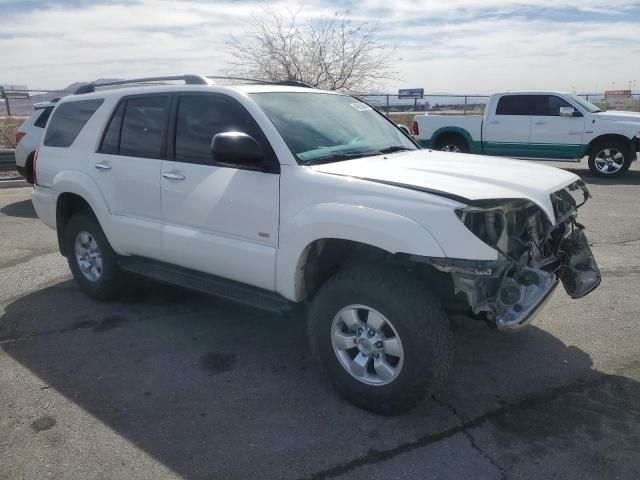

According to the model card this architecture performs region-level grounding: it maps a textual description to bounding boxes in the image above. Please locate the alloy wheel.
[331,305,404,386]
[441,144,462,153]
[594,148,625,174]
[74,230,103,282]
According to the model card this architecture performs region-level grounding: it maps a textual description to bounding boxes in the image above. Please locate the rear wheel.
[588,140,632,178]
[64,213,123,300]
[434,134,470,153]
[24,155,34,184]
[307,265,453,415]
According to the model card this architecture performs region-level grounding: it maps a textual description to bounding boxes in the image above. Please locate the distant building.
[604,90,638,110]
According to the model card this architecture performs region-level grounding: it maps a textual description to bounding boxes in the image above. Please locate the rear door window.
[33,106,54,128]
[43,99,104,147]
[99,102,125,154]
[119,96,169,158]
[495,95,535,116]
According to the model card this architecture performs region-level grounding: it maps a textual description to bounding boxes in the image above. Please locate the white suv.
[15,100,58,183]
[31,75,601,414]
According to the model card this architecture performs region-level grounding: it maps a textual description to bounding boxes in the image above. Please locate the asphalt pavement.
[1,158,639,480]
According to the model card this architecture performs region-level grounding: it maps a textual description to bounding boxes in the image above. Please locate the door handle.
[162,172,186,180]
[95,162,111,170]
[534,121,547,125]
[487,120,500,124]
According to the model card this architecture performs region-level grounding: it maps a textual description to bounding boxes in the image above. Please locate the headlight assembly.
[455,199,546,262]
[455,203,507,249]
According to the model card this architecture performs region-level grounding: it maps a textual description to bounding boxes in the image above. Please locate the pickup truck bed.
[413,114,482,152]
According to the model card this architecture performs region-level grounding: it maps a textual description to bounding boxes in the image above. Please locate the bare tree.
[226,9,399,92]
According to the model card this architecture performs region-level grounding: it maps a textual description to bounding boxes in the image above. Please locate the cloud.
[0,0,638,92]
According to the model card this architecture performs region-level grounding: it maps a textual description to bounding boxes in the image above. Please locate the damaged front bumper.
[422,221,601,331]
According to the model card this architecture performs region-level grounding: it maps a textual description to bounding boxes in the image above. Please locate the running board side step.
[119,256,295,313]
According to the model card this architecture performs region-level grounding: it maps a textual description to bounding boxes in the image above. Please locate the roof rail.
[206,75,270,84]
[74,74,210,94]
[206,76,313,88]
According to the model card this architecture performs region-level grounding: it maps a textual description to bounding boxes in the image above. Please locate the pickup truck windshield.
[251,92,416,164]
[568,94,603,113]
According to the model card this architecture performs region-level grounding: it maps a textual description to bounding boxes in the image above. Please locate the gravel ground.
[1,158,639,480]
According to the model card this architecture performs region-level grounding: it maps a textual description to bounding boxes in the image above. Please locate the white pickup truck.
[412,91,640,177]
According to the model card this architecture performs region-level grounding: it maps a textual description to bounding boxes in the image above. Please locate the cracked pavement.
[1,159,640,479]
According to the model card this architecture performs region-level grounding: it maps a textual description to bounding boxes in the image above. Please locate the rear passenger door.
[160,93,280,291]
[483,95,532,157]
[528,95,586,159]
[92,94,169,260]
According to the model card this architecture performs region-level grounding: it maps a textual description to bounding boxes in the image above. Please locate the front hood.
[595,110,640,122]
[311,150,580,222]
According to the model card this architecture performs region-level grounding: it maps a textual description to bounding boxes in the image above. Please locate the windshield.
[568,94,603,113]
[250,92,417,164]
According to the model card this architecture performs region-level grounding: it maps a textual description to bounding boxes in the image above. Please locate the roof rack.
[73,74,314,95]
[74,74,210,94]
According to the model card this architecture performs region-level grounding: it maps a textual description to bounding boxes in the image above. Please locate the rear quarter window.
[33,106,54,128]
[44,99,104,147]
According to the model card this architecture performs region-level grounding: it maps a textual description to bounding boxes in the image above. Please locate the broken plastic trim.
[410,222,599,331]
[422,258,559,330]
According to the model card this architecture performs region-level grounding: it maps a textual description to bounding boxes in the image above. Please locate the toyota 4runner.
[31,75,601,414]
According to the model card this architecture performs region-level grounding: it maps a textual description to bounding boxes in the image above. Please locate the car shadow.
[0,199,37,218]
[1,281,639,479]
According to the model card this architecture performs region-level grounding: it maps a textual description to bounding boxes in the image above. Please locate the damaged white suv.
[31,75,600,414]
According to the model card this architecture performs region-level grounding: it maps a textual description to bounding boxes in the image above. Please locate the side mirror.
[397,124,411,135]
[559,106,578,117]
[211,132,264,165]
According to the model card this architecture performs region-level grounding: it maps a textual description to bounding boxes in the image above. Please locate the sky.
[1,0,639,94]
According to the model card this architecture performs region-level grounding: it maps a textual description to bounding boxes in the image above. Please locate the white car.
[14,100,58,183]
[412,91,640,178]
[31,76,600,414]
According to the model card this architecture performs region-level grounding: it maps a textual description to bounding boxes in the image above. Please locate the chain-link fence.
[2,85,639,118]
[357,93,640,116]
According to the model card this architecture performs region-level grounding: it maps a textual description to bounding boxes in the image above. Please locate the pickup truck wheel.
[64,213,123,301]
[588,141,632,178]
[434,135,469,154]
[307,265,452,415]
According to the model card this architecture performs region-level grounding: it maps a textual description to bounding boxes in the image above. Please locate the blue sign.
[398,88,424,98]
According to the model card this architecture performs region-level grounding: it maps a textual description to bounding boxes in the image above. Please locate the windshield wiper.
[304,151,375,165]
[377,146,414,154]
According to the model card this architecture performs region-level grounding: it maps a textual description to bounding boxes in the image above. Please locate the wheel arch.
[586,134,635,157]
[53,171,113,256]
[431,127,474,152]
[276,203,445,302]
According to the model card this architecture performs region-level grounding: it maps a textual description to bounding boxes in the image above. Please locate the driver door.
[160,93,280,291]
[529,95,586,159]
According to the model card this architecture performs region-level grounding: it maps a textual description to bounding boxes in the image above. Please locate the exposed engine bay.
[422,180,601,330]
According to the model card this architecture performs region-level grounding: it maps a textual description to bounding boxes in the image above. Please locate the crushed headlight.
[455,202,508,250]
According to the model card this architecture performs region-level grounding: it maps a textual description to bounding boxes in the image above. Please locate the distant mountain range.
[30,78,123,104]
[0,79,122,116]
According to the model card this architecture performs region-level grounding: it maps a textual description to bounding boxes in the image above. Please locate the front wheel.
[588,141,632,178]
[307,265,453,415]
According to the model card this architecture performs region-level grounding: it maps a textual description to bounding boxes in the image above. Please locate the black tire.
[307,265,453,415]
[64,212,123,301]
[434,134,470,153]
[588,140,632,178]
[24,155,34,184]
